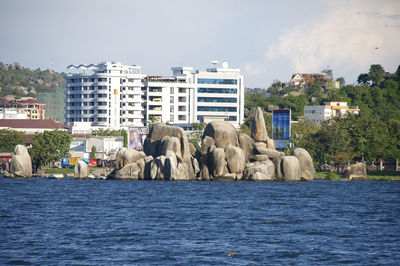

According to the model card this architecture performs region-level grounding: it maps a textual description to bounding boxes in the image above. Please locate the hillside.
[0,62,65,98]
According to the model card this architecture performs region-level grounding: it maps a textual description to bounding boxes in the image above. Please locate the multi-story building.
[0,98,45,119]
[304,101,360,125]
[64,61,244,130]
[37,86,65,123]
[64,62,145,128]
[193,62,244,128]
[142,62,244,129]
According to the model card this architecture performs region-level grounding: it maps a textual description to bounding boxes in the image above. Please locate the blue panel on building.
[272,109,291,149]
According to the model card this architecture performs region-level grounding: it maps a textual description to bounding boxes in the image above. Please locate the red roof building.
[0,119,70,134]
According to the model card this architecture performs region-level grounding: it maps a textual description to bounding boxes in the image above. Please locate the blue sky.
[0,0,399,88]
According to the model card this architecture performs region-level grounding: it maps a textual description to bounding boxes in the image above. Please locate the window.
[197,78,237,85]
[178,115,186,121]
[170,87,174,94]
[170,114,174,122]
[197,88,237,94]
[197,97,237,103]
[197,106,237,112]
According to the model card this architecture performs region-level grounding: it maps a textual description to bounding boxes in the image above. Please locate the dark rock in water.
[342,162,367,179]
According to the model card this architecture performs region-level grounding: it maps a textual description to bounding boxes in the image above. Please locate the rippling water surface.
[0,177,399,265]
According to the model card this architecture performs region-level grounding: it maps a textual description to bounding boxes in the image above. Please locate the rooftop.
[0,119,69,130]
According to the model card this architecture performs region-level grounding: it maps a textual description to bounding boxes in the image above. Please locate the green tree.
[357,73,370,85]
[0,129,24,152]
[369,64,385,86]
[91,145,96,159]
[122,129,128,147]
[29,130,71,170]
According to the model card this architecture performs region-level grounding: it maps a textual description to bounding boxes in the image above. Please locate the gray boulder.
[238,133,254,160]
[225,146,245,174]
[114,162,140,179]
[116,147,145,169]
[342,162,367,179]
[267,139,276,150]
[292,148,315,181]
[203,121,239,148]
[144,123,195,180]
[254,146,284,159]
[74,160,89,179]
[282,156,302,181]
[255,154,269,162]
[161,136,182,162]
[8,145,32,178]
[211,147,228,177]
[251,107,268,142]
[244,160,275,181]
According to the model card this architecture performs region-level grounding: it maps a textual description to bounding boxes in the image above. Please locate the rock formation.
[199,121,246,181]
[292,148,315,181]
[251,107,268,142]
[6,145,32,178]
[342,162,367,179]
[74,160,89,179]
[143,123,196,180]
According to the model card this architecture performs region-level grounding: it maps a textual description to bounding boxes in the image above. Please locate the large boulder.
[254,146,284,159]
[114,162,140,179]
[115,148,145,169]
[7,145,32,178]
[244,160,275,181]
[238,133,254,160]
[74,160,89,179]
[161,136,182,161]
[203,121,239,148]
[282,156,302,181]
[342,162,367,179]
[144,123,195,180]
[211,147,228,177]
[225,146,245,174]
[251,107,268,142]
[292,148,315,181]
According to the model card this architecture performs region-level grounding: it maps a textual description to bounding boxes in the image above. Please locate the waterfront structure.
[64,62,145,128]
[304,101,360,125]
[37,87,65,123]
[0,98,45,119]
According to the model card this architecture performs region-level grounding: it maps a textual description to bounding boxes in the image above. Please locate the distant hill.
[0,62,65,98]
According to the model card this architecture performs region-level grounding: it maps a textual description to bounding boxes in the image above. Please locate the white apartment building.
[65,61,244,130]
[65,62,145,128]
[304,101,360,125]
[143,62,244,128]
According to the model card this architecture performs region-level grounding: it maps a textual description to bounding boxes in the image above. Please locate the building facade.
[37,87,66,124]
[64,62,145,128]
[0,98,45,119]
[304,101,360,125]
[65,61,244,130]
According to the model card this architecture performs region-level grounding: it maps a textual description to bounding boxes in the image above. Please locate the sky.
[0,0,399,88]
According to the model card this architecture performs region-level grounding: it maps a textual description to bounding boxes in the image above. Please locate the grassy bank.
[44,167,108,174]
[314,171,400,181]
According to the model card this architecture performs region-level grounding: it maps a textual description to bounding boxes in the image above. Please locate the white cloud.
[243,63,268,77]
[267,0,400,74]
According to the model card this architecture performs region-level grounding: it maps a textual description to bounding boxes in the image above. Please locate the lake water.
[0,177,399,265]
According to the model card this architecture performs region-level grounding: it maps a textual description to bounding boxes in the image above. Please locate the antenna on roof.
[211,60,219,67]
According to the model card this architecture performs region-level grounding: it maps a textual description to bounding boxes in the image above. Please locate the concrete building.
[304,101,360,125]
[65,61,244,130]
[143,62,244,128]
[0,98,45,119]
[64,62,145,128]
[0,109,27,119]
